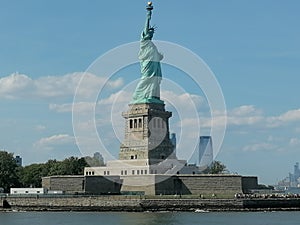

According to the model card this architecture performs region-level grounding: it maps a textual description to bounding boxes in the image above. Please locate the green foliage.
[0,150,90,191]
[18,157,89,187]
[18,163,47,188]
[203,161,227,174]
[0,151,21,192]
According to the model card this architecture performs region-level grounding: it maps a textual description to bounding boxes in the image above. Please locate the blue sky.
[0,0,300,185]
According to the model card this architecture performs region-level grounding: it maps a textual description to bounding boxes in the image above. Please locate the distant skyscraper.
[199,136,213,168]
[94,152,104,163]
[294,162,300,178]
[170,133,176,154]
[285,162,300,188]
[15,155,22,167]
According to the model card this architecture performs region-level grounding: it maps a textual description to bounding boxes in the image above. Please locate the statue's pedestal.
[119,103,175,164]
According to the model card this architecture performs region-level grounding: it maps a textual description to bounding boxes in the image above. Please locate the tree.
[18,157,89,188]
[19,163,47,188]
[204,161,227,174]
[59,157,88,175]
[1,153,90,189]
[0,151,21,192]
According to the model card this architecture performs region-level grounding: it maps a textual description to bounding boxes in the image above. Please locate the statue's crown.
[149,25,156,31]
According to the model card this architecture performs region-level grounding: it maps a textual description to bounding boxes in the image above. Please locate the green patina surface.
[132,4,164,105]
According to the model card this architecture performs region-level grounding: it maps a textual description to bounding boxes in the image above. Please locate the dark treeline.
[0,151,103,192]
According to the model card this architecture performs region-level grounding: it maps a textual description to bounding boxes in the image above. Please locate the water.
[0,211,300,225]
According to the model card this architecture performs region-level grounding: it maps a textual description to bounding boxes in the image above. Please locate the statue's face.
[144,29,154,40]
[148,30,154,38]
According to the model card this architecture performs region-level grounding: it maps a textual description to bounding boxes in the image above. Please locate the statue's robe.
[132,31,164,104]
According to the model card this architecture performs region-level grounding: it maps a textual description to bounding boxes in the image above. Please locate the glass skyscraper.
[198,136,213,168]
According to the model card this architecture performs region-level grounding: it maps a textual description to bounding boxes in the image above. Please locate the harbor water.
[0,211,300,225]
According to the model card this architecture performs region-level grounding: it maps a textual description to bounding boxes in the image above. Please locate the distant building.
[290,162,300,187]
[93,152,105,165]
[294,162,300,179]
[170,133,176,154]
[15,155,22,167]
[198,136,213,168]
[278,162,300,189]
[94,152,104,162]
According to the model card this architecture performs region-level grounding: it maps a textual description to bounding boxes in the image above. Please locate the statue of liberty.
[132,2,164,104]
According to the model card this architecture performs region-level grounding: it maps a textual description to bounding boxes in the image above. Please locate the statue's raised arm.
[142,2,154,41]
[144,10,151,35]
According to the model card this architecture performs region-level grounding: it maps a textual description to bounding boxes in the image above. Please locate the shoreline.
[1,196,300,212]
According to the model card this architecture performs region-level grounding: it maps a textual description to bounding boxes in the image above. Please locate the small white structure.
[47,190,64,195]
[10,188,46,195]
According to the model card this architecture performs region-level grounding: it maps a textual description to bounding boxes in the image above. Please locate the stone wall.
[1,196,141,211]
[119,175,250,197]
[42,174,258,197]
[244,199,300,209]
[241,176,259,193]
[155,176,181,195]
[85,176,121,195]
[2,196,300,211]
[42,176,84,194]
[1,196,243,211]
[178,175,243,196]
[120,175,156,195]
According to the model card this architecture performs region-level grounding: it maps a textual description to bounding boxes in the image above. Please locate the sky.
[0,0,300,185]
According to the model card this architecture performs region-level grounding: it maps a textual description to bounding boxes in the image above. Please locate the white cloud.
[0,73,34,99]
[50,90,132,114]
[185,105,263,130]
[49,103,72,113]
[34,134,75,150]
[201,106,300,129]
[49,102,96,113]
[0,72,123,99]
[161,90,206,111]
[98,90,132,105]
[267,109,300,127]
[289,138,300,147]
[277,109,300,122]
[228,115,264,126]
[35,124,46,131]
[30,134,79,162]
[231,105,262,116]
[222,105,263,127]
